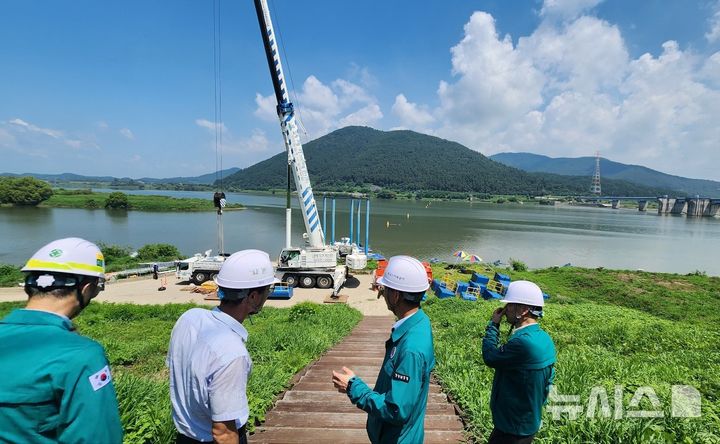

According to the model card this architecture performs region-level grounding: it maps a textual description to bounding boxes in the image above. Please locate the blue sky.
[1,0,719,180]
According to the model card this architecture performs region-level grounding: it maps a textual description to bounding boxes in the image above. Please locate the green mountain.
[0,168,240,186]
[490,152,720,197]
[222,126,672,196]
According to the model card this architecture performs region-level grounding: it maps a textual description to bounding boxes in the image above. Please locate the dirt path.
[0,272,391,316]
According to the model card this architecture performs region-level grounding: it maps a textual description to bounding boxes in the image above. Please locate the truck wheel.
[299,276,316,288]
[210,273,218,282]
[283,274,298,287]
[192,272,207,285]
[316,275,333,289]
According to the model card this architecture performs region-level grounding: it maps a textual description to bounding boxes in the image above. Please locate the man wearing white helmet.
[167,249,279,444]
[0,237,123,443]
[482,280,556,444]
[333,255,435,444]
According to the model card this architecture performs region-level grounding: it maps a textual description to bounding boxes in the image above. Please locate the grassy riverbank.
[426,264,720,442]
[41,189,243,212]
[0,301,362,443]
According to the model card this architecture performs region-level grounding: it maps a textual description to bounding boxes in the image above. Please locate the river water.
[1,190,719,275]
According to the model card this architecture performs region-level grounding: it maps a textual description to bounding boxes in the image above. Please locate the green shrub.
[288,302,320,321]
[84,198,99,209]
[0,176,53,205]
[0,264,24,287]
[137,244,182,262]
[105,192,129,209]
[510,258,528,272]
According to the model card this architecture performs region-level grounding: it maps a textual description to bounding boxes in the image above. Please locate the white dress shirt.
[167,307,251,441]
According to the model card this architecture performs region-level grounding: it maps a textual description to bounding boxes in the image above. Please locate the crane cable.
[212,0,225,255]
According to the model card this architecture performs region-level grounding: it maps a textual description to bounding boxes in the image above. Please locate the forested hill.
[490,152,720,196]
[223,126,673,196]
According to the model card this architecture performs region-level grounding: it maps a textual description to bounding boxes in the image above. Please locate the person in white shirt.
[167,249,279,444]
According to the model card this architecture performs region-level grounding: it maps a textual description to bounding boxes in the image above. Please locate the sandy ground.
[0,272,392,316]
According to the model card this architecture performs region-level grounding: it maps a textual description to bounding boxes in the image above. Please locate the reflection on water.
[1,191,719,275]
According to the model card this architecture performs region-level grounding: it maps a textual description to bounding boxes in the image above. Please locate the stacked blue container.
[435,284,455,299]
[471,272,490,285]
[269,284,293,300]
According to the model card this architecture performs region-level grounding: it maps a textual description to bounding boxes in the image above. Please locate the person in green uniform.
[0,238,123,443]
[332,255,434,444]
[482,280,556,444]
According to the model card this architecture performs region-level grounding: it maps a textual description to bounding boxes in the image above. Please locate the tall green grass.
[0,301,362,444]
[424,266,720,443]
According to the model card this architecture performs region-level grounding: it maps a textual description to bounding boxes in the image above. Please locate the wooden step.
[291,381,443,393]
[281,391,449,404]
[262,411,463,430]
[250,428,465,443]
[271,400,457,415]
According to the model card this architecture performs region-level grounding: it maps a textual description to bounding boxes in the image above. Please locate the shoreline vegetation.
[40,189,244,212]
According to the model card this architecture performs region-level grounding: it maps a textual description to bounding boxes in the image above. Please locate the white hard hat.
[22,237,105,279]
[377,255,429,293]
[501,280,544,307]
[214,249,280,289]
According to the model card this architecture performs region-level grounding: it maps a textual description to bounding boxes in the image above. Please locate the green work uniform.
[0,309,123,444]
[347,309,435,444]
[482,322,556,436]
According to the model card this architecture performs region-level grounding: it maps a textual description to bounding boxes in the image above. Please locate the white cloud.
[119,128,134,140]
[254,72,382,139]
[97,121,109,130]
[64,140,83,149]
[195,119,227,133]
[540,0,604,21]
[2,118,97,155]
[392,94,435,128]
[394,9,720,180]
[254,93,277,122]
[338,104,383,127]
[433,11,545,148]
[8,118,64,139]
[223,128,271,154]
[518,16,628,93]
[707,1,720,43]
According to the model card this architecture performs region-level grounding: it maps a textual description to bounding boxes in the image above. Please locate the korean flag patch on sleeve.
[89,365,112,391]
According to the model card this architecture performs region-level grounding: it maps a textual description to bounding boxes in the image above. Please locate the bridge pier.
[657,197,675,214]
[687,198,711,217]
[612,200,619,209]
[638,200,648,212]
[671,199,688,215]
[705,200,720,217]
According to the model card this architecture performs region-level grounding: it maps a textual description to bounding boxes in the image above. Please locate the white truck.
[175,250,226,285]
[253,0,366,296]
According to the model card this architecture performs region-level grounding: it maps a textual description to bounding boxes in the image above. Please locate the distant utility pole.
[590,151,602,195]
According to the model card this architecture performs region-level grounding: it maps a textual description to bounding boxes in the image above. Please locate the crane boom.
[253,0,325,249]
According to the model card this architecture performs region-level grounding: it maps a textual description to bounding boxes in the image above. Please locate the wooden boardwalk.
[251,316,466,443]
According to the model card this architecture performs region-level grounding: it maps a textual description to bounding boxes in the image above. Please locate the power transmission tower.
[590,151,602,195]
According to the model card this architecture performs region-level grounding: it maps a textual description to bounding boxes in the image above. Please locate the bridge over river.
[575,196,720,217]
